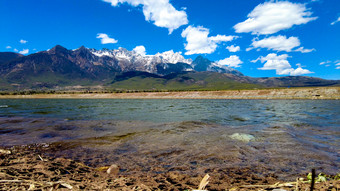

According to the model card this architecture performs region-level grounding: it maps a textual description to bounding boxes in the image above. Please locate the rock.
[0,149,11,155]
[60,182,73,189]
[229,133,255,143]
[106,164,119,176]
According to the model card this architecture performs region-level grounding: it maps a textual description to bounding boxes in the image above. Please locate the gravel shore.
[1,144,339,190]
[0,87,339,99]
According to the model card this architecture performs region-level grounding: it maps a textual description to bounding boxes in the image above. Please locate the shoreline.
[0,87,339,99]
[1,144,339,190]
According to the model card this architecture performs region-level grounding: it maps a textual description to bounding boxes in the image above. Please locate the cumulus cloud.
[250,35,300,52]
[331,17,340,25]
[6,46,11,49]
[217,55,243,68]
[181,25,238,55]
[248,35,315,53]
[96,33,118,44]
[289,66,314,75]
[19,39,28,44]
[102,0,188,34]
[19,49,29,55]
[132,45,146,56]
[226,45,240,52]
[254,53,313,75]
[234,1,317,35]
[14,48,18,52]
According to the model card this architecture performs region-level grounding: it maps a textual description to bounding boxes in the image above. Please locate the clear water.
[0,99,339,179]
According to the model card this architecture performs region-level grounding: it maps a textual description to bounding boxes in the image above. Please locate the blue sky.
[1,0,339,79]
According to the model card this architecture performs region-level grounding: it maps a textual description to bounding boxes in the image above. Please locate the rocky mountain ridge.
[0,45,339,91]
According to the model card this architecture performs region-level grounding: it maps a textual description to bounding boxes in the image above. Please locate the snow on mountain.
[209,61,242,74]
[91,48,192,64]
[154,50,192,65]
[89,47,193,73]
[84,47,241,76]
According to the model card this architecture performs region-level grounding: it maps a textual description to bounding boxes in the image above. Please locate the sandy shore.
[0,87,339,99]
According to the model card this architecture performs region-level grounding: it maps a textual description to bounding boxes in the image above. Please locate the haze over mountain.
[0,45,339,91]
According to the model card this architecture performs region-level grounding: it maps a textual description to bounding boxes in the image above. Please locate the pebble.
[106,164,119,176]
[0,149,11,154]
[229,133,255,143]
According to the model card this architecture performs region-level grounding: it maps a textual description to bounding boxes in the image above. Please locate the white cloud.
[19,49,29,55]
[294,47,315,53]
[217,55,243,68]
[19,39,28,44]
[181,25,238,55]
[226,45,240,52]
[331,17,340,25]
[289,66,314,76]
[132,45,146,56]
[208,35,236,42]
[96,33,118,44]
[254,53,313,75]
[320,61,331,65]
[249,35,315,53]
[321,60,340,69]
[102,0,188,34]
[250,35,300,52]
[234,1,317,35]
[6,46,11,49]
[14,48,18,52]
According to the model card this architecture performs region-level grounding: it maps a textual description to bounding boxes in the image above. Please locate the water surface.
[0,99,339,180]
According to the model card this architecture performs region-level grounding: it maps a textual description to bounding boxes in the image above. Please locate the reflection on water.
[0,99,339,180]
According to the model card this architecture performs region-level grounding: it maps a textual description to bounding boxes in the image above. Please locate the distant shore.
[0,87,339,99]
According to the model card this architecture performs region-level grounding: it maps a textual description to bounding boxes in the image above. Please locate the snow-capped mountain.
[2,45,338,91]
[89,47,244,76]
[90,47,193,74]
[91,48,192,64]
[0,45,244,86]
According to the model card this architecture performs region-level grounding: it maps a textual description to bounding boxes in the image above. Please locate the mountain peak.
[192,56,212,71]
[77,45,87,50]
[49,45,69,54]
[193,55,209,62]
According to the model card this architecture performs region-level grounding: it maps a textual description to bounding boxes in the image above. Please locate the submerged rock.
[229,133,255,143]
[107,164,119,176]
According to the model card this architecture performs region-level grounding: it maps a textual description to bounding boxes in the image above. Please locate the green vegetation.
[0,72,263,94]
[110,72,262,91]
[306,172,340,183]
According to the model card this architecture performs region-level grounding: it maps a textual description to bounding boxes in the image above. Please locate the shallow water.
[0,99,339,180]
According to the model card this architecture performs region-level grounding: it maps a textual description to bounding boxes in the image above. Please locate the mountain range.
[0,45,339,91]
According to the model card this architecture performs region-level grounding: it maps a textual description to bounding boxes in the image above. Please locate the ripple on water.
[0,99,339,180]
